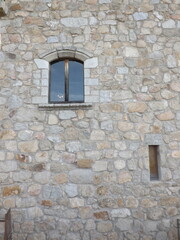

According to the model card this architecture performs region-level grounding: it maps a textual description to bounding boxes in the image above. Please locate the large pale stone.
[18,140,38,153]
[133,12,148,21]
[69,198,84,208]
[92,161,107,172]
[48,114,59,124]
[128,102,147,113]
[167,55,177,68]
[84,57,98,68]
[97,221,113,233]
[172,151,180,158]
[170,81,180,92]
[34,171,51,184]
[118,171,132,183]
[61,18,88,27]
[90,130,105,140]
[54,173,68,184]
[0,130,16,140]
[65,184,78,197]
[69,169,93,183]
[124,47,139,57]
[111,209,131,218]
[118,122,133,131]
[116,219,133,231]
[149,101,168,111]
[124,132,140,140]
[156,111,175,121]
[28,207,43,219]
[28,184,41,196]
[162,19,176,28]
[0,161,17,172]
[114,160,126,170]
[59,110,76,119]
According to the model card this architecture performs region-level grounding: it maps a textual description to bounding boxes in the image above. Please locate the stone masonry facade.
[0,0,180,239]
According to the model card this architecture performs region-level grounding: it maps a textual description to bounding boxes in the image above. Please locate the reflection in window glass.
[50,61,65,102]
[69,61,84,102]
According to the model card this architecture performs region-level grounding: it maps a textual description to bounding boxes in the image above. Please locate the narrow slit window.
[149,145,159,180]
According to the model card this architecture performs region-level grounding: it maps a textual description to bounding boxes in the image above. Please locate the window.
[149,145,159,180]
[49,59,84,103]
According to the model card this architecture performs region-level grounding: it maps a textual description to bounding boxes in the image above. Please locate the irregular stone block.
[94,211,109,220]
[69,198,84,208]
[77,159,93,168]
[69,169,93,183]
[61,18,88,27]
[3,185,21,196]
[97,221,113,233]
[18,140,38,153]
[133,12,148,21]
[127,102,147,113]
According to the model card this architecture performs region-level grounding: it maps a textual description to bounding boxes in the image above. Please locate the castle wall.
[0,0,180,239]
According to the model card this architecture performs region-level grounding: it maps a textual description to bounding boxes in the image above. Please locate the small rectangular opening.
[149,145,159,180]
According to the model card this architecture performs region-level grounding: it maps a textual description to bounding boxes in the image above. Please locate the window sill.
[38,102,93,110]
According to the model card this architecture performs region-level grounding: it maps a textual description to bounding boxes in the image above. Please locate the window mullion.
[65,60,69,102]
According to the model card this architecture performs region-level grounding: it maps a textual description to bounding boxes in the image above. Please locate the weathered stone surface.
[69,169,93,183]
[111,209,131,218]
[61,18,88,27]
[92,161,107,171]
[0,129,16,140]
[128,102,147,113]
[94,211,109,220]
[18,140,38,153]
[118,172,132,183]
[170,81,180,92]
[97,221,113,233]
[54,173,68,184]
[156,111,175,121]
[77,159,93,168]
[3,185,21,196]
[69,198,84,208]
[133,12,148,21]
[90,130,105,140]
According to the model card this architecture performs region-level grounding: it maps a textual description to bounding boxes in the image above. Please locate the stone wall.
[0,0,180,239]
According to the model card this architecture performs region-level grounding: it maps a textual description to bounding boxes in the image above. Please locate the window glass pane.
[69,61,84,102]
[50,61,65,102]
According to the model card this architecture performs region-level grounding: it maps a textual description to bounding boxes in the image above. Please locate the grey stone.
[111,209,131,218]
[61,18,88,27]
[167,55,177,68]
[144,134,163,145]
[59,110,76,120]
[133,12,148,21]
[65,184,78,197]
[116,219,133,231]
[162,20,176,28]
[7,95,23,110]
[66,141,82,152]
[69,169,93,183]
[156,232,167,240]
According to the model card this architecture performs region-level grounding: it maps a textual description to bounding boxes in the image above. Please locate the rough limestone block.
[34,59,49,69]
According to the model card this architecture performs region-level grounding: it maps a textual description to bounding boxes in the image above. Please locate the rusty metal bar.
[178,219,180,240]
[4,209,12,240]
